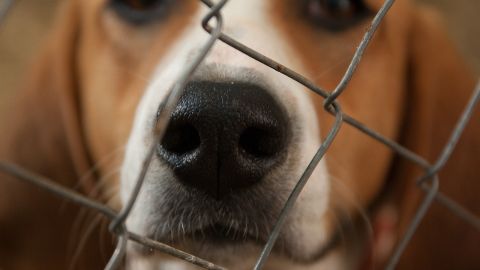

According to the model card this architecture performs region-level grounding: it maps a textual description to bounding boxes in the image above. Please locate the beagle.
[0,0,479,269]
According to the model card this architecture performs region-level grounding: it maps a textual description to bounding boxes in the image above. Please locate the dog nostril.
[158,81,291,200]
[239,127,282,158]
[161,124,200,155]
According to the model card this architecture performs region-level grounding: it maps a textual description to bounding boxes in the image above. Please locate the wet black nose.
[157,81,290,200]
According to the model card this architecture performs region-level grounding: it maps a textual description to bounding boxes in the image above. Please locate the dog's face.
[73,0,426,268]
[2,0,479,269]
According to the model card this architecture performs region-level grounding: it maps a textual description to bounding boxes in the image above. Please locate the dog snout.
[157,81,290,200]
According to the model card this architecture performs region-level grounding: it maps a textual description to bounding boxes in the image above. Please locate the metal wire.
[106,1,228,267]
[254,102,344,270]
[323,0,396,108]
[385,178,440,270]
[108,0,227,238]
[0,0,14,25]
[0,162,227,270]
[0,0,479,270]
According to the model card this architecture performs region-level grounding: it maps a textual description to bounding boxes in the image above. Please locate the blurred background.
[0,0,479,113]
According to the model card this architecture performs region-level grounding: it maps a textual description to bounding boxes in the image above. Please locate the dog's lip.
[154,222,262,245]
[187,223,260,244]
[134,222,340,264]
[134,222,262,257]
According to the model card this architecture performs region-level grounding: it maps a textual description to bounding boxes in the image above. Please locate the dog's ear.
[1,1,94,189]
[0,1,105,268]
[379,6,480,269]
[2,1,95,187]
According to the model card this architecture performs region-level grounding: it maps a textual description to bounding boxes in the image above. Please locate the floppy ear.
[0,1,106,268]
[381,6,480,269]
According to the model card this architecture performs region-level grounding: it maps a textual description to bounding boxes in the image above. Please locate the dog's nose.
[157,81,290,200]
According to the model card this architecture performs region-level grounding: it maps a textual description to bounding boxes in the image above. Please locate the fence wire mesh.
[1,0,480,269]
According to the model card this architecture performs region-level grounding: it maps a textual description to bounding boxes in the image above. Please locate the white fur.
[121,1,339,269]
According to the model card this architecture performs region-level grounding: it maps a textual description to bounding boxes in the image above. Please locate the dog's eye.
[109,0,172,25]
[305,0,370,31]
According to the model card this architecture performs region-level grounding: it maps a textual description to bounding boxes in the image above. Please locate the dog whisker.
[180,219,186,243]
[67,167,121,257]
[226,218,234,237]
[68,208,91,255]
[96,196,119,265]
[329,174,374,253]
[337,206,354,251]
[68,187,117,257]
[88,166,122,202]
[68,213,104,270]
[74,145,126,192]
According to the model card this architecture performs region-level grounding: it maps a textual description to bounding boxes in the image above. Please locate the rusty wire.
[1,0,480,269]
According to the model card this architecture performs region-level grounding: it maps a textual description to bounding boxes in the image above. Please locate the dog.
[1,0,479,269]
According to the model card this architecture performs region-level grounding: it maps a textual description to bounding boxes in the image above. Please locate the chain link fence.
[1,0,480,269]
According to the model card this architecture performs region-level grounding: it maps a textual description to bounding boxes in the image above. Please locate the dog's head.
[1,0,478,269]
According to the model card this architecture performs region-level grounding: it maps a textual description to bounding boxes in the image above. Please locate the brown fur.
[0,1,199,268]
[0,2,106,269]
[0,0,479,269]
[272,1,479,268]
[390,7,480,269]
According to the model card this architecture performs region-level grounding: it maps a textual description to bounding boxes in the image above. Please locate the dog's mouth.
[130,218,269,260]
[150,219,267,247]
[135,213,341,266]
[187,223,260,244]
[128,174,340,265]
[134,191,281,258]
